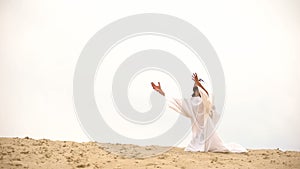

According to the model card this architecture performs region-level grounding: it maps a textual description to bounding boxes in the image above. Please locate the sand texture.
[1,137,300,169]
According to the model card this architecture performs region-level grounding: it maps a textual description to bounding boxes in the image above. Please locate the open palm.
[151,82,165,96]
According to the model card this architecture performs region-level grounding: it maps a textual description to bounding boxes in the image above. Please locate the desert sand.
[1,137,300,169]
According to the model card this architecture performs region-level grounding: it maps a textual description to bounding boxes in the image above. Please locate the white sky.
[0,0,299,151]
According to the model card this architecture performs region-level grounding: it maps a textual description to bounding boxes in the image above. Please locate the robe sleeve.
[165,94,193,119]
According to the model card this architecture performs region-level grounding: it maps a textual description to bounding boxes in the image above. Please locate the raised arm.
[151,82,165,96]
[192,73,209,97]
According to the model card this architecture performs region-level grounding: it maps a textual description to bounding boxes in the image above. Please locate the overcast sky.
[0,0,299,151]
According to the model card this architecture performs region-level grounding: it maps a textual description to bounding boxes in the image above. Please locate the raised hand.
[151,82,165,96]
[192,73,209,96]
[151,82,161,91]
[192,73,201,86]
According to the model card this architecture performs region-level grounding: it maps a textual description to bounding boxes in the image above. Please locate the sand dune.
[1,137,300,169]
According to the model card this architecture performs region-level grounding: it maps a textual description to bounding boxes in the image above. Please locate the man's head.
[192,86,200,97]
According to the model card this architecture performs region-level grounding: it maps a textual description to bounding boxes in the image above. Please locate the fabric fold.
[165,86,247,153]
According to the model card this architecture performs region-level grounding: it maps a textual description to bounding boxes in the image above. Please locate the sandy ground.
[1,137,300,169]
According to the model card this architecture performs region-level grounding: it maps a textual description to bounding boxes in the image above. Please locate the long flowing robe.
[166,87,247,153]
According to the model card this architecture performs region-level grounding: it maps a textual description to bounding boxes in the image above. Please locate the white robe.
[166,87,247,153]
